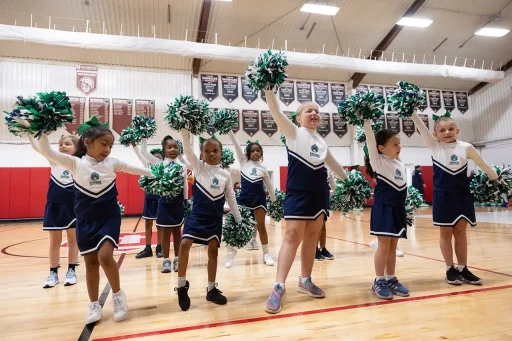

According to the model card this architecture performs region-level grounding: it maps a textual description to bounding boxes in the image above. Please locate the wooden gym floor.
[1,207,512,341]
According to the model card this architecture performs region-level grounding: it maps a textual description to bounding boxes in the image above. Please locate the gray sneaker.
[43,271,59,288]
[64,268,77,286]
[173,257,179,272]
[161,259,172,273]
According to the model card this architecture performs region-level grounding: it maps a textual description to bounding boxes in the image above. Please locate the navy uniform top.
[227,131,276,202]
[38,133,152,220]
[181,130,241,223]
[412,113,498,192]
[411,170,424,189]
[265,90,347,192]
[29,136,74,204]
[137,138,190,203]
[364,120,407,207]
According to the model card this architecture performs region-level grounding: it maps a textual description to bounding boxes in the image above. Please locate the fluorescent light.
[217,0,232,2]
[475,27,509,37]
[300,4,340,16]
[396,17,433,28]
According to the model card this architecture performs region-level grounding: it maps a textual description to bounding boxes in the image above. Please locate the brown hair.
[434,117,456,131]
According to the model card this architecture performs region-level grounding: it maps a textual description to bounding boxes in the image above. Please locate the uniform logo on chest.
[251,168,257,175]
[211,177,220,189]
[310,144,320,158]
[395,169,403,181]
[61,170,71,179]
[450,154,459,165]
[90,172,101,185]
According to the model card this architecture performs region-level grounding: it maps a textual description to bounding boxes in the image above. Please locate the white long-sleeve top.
[181,129,241,223]
[265,90,347,193]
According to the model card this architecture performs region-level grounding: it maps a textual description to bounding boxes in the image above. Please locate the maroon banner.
[355,85,369,95]
[456,92,469,114]
[66,96,85,135]
[317,112,331,137]
[112,99,133,135]
[76,65,98,95]
[417,113,429,134]
[89,98,110,126]
[242,109,260,137]
[402,117,415,137]
[260,110,278,137]
[134,100,155,118]
[200,74,219,102]
[332,114,348,138]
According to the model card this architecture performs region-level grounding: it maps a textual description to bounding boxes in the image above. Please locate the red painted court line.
[93,284,512,341]
[327,235,512,278]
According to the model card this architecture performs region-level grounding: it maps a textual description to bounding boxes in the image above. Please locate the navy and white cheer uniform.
[133,141,159,220]
[364,121,407,238]
[180,130,241,247]
[266,90,347,221]
[228,131,276,213]
[412,113,498,227]
[38,134,152,255]
[29,137,76,230]
[156,157,189,228]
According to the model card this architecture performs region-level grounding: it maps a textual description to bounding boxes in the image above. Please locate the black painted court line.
[78,217,141,341]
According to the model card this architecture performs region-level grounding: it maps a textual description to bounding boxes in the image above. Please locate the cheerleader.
[132,143,163,259]
[411,112,498,285]
[29,135,79,288]
[264,90,348,314]
[36,125,152,324]
[363,121,409,300]
[138,136,190,273]
[225,131,276,268]
[175,129,242,311]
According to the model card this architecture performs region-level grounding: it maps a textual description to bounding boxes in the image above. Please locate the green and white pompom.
[470,165,512,203]
[164,95,212,135]
[280,133,287,145]
[222,148,235,169]
[387,81,426,118]
[405,186,424,227]
[4,91,74,138]
[150,147,163,156]
[354,119,384,143]
[244,50,289,91]
[139,162,185,198]
[222,206,256,248]
[118,201,125,216]
[330,170,373,214]
[267,189,285,222]
[132,115,157,139]
[184,199,192,217]
[212,109,238,135]
[118,127,141,147]
[337,91,384,127]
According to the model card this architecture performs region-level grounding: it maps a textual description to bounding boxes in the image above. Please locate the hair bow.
[246,139,259,145]
[432,111,451,122]
[290,112,297,125]
[198,135,218,144]
[78,116,109,135]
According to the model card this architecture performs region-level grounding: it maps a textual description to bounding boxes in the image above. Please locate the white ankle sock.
[446,266,453,271]
[262,244,269,254]
[207,281,215,291]
[164,257,170,262]
[385,275,396,281]
[112,290,122,297]
[457,265,465,272]
[274,282,285,289]
[300,276,310,283]
[375,276,386,281]
[178,276,187,288]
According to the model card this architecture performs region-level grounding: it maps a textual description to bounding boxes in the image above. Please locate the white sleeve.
[113,158,153,176]
[37,133,77,173]
[467,145,499,180]
[227,167,241,176]
[265,90,297,139]
[180,129,202,173]
[363,120,380,172]
[140,138,161,165]
[263,170,276,202]
[133,146,150,168]
[227,131,246,165]
[324,150,348,180]
[224,176,242,223]
[412,112,437,150]
[328,170,337,189]
[178,155,191,168]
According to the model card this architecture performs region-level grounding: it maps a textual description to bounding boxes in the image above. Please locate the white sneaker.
[396,247,404,257]
[251,238,260,250]
[245,240,254,250]
[64,268,77,286]
[225,246,237,268]
[369,239,378,249]
[263,253,275,266]
[86,302,102,324]
[111,290,129,322]
[43,271,59,288]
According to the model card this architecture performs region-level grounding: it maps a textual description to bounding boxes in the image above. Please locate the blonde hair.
[434,117,456,131]
[295,101,319,125]
[59,134,79,149]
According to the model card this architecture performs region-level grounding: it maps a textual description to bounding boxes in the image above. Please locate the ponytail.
[74,134,88,158]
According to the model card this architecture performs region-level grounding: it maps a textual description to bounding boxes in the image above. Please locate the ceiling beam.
[350,0,426,87]
[192,0,213,76]
[468,59,512,95]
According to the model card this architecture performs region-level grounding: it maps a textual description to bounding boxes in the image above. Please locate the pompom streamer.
[244,50,289,91]
[139,162,185,198]
[222,206,256,248]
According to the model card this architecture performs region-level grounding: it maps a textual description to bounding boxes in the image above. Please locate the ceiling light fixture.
[300,4,340,16]
[474,27,509,37]
[396,17,433,28]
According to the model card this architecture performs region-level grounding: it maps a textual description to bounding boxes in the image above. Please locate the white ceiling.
[0,0,511,90]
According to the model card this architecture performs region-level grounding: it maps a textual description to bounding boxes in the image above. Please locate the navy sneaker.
[458,267,482,285]
[446,266,462,285]
[315,248,323,261]
[372,278,393,300]
[320,248,334,260]
[387,277,410,297]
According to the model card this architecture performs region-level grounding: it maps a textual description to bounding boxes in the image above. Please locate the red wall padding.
[278,165,434,206]
[0,167,147,219]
